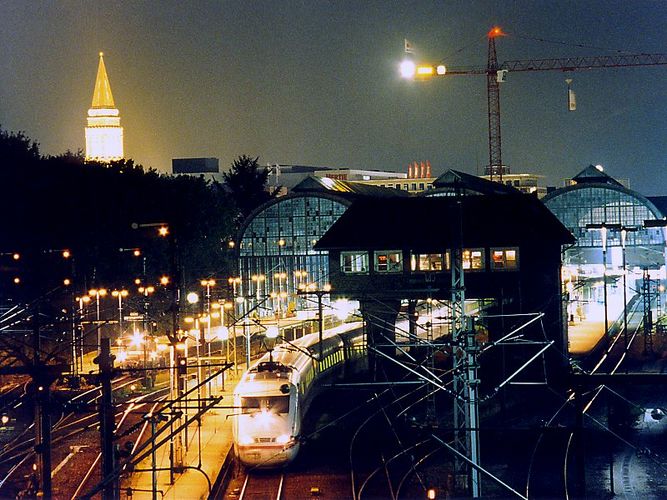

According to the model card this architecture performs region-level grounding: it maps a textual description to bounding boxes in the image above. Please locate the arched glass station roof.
[235,177,407,317]
[543,166,666,270]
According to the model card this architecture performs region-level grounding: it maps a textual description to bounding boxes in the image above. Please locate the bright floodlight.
[436,65,446,75]
[265,326,279,339]
[400,59,416,79]
[186,292,199,304]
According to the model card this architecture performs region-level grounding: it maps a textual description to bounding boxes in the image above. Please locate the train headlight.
[238,434,253,445]
[276,434,291,445]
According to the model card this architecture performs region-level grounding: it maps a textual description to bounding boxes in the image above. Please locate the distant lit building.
[355,161,434,194]
[85,52,124,162]
[480,165,547,198]
[266,164,409,194]
[172,157,221,182]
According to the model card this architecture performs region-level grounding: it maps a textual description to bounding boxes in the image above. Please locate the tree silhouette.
[222,155,280,225]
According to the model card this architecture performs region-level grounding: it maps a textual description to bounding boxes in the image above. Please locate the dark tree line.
[0,127,277,300]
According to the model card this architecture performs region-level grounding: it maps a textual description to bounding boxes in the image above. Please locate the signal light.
[176,355,187,375]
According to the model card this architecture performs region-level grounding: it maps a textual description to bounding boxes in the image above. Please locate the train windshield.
[241,395,290,415]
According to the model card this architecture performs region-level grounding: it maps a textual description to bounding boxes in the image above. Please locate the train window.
[241,396,290,414]
[341,252,369,274]
[375,250,402,273]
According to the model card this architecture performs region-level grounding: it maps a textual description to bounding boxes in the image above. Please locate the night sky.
[2,1,666,194]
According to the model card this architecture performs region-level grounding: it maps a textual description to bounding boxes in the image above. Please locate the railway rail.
[0,374,168,498]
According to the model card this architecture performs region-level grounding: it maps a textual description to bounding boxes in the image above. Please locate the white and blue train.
[232,322,365,468]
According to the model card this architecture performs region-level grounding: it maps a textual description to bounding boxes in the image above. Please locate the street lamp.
[236,296,251,368]
[296,283,331,363]
[186,292,204,408]
[206,321,228,393]
[111,289,129,339]
[251,274,266,305]
[88,288,108,351]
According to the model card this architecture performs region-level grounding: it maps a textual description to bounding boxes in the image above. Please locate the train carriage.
[232,322,365,468]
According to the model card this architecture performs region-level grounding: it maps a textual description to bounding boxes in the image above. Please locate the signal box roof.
[314,194,574,252]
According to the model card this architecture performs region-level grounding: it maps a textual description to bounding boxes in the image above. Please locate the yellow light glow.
[160,276,170,285]
[62,250,71,259]
[13,277,20,284]
[158,226,169,237]
[129,331,144,347]
[12,253,20,260]
[416,65,434,76]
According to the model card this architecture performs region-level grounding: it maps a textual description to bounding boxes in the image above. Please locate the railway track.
[0,374,167,498]
[238,471,285,500]
[525,302,646,498]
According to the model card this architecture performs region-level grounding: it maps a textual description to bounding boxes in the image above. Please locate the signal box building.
[315,192,574,380]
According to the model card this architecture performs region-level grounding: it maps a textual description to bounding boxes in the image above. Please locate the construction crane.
[402,26,667,181]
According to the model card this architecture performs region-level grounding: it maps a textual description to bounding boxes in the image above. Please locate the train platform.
[567,301,607,356]
[122,370,240,500]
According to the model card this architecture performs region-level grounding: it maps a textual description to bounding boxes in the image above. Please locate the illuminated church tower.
[85,52,124,162]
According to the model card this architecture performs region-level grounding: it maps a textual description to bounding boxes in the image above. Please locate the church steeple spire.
[85,52,124,162]
[91,52,115,108]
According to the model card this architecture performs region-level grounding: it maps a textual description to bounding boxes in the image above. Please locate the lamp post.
[236,296,250,369]
[111,289,129,341]
[138,285,155,387]
[74,295,91,376]
[296,283,331,363]
[186,292,204,411]
[88,288,108,352]
[274,272,287,317]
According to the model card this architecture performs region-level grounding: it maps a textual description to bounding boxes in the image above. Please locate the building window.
[462,249,485,271]
[375,250,402,273]
[419,183,425,190]
[341,252,369,273]
[491,248,519,270]
[403,184,409,190]
[410,252,450,271]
